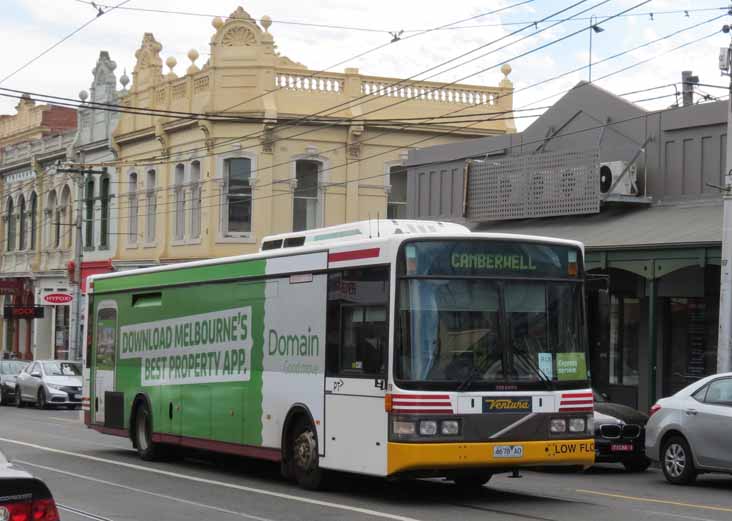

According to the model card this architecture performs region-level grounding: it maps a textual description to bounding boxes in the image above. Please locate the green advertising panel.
[556,352,587,381]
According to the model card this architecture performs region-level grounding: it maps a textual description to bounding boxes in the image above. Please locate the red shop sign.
[43,293,73,305]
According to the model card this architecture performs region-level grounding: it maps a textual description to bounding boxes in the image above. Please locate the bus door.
[94,301,118,424]
[323,267,389,475]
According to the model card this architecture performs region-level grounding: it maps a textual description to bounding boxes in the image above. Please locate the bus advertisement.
[84,220,594,489]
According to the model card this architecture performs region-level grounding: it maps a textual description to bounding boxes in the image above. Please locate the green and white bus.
[85,220,595,489]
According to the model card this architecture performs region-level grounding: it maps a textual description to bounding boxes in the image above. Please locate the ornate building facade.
[112,6,516,267]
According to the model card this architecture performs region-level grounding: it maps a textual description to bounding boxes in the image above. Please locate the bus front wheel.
[290,418,327,490]
[453,472,493,489]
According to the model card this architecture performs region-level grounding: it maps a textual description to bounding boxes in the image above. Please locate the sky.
[0,0,730,131]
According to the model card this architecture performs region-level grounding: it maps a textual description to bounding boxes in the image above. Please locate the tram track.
[57,503,118,521]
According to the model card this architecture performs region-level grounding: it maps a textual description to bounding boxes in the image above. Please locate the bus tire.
[133,402,164,461]
[290,417,327,490]
[453,472,492,489]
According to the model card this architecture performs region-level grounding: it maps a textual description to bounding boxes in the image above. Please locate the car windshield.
[42,362,81,376]
[0,361,27,375]
[395,240,589,390]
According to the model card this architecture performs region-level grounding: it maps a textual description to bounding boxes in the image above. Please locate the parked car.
[593,390,650,472]
[0,360,28,406]
[646,372,732,484]
[0,448,60,520]
[16,360,82,409]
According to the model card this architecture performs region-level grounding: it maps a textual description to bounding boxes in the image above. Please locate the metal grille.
[600,424,621,439]
[466,149,600,221]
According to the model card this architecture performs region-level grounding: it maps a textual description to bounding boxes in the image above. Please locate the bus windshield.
[395,240,589,390]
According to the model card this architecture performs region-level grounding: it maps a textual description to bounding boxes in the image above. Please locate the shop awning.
[474,202,723,250]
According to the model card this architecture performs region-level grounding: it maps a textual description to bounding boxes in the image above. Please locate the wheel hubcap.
[664,443,686,478]
[137,413,149,452]
[293,430,316,471]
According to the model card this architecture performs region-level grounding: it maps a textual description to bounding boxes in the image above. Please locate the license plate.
[610,444,633,452]
[493,445,523,458]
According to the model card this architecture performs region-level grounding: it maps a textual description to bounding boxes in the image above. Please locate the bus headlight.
[550,419,567,433]
[440,420,460,435]
[568,418,586,433]
[419,420,438,436]
[393,420,416,435]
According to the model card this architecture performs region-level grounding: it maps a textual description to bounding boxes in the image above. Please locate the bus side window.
[326,267,389,378]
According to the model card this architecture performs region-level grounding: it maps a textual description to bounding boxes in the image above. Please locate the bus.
[84,220,595,489]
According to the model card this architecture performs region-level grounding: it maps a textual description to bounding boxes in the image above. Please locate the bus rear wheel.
[133,403,166,461]
[290,418,327,490]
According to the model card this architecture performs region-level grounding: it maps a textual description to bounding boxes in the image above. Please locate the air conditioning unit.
[599,161,637,196]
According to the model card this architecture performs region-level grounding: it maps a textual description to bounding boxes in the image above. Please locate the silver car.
[15,360,83,409]
[645,372,732,484]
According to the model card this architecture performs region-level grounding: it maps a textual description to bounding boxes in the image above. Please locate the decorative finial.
[501,63,512,78]
[261,15,272,32]
[187,49,200,74]
[120,69,130,89]
[166,56,177,72]
[79,90,89,102]
[212,16,224,30]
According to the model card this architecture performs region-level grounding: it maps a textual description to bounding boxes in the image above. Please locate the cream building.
[112,6,515,266]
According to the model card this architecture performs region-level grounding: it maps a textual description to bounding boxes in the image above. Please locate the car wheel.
[0,387,4,406]
[37,388,47,410]
[15,389,24,408]
[623,458,651,473]
[453,472,493,489]
[662,436,697,485]
[290,417,327,490]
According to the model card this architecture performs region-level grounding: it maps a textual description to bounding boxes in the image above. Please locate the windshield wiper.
[512,345,554,391]
[456,355,496,392]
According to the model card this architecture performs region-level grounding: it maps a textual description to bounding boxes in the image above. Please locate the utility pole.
[717,24,732,374]
[57,164,106,362]
[681,70,699,107]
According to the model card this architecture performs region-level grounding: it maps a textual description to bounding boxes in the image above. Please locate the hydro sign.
[42,293,73,305]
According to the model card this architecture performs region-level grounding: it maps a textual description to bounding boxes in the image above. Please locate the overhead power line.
[0,0,131,85]
[71,1,730,34]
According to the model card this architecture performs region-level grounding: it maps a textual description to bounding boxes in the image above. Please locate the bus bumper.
[387,439,595,475]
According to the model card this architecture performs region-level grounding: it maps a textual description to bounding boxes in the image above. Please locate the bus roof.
[88,220,585,289]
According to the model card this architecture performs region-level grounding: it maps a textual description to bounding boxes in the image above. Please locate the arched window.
[190,161,201,240]
[60,185,72,249]
[18,195,26,251]
[29,192,37,251]
[85,178,94,248]
[100,176,110,249]
[174,164,185,241]
[293,159,321,232]
[47,190,57,249]
[6,197,15,252]
[145,169,156,242]
[128,172,138,244]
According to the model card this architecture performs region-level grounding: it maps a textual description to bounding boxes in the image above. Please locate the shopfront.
[35,278,73,360]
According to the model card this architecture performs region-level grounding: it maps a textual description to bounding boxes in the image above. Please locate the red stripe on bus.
[152,433,282,462]
[393,401,452,407]
[88,424,128,437]
[392,394,451,399]
[561,392,593,398]
[392,409,454,414]
[328,248,380,263]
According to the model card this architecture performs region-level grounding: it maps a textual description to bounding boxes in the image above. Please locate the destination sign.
[400,240,581,278]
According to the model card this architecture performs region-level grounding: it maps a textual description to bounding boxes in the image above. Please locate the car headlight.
[441,420,460,435]
[393,420,416,435]
[569,418,586,433]
[47,384,64,391]
[550,418,567,433]
[419,420,438,436]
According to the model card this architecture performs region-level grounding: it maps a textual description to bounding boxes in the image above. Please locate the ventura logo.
[483,397,532,413]
[43,293,73,304]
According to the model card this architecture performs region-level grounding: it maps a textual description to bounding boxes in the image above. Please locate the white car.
[645,372,732,484]
[15,360,83,409]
